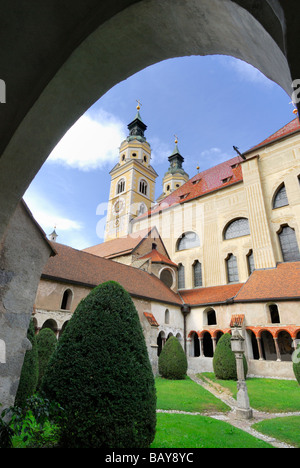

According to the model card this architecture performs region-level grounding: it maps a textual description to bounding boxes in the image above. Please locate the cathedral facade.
[34,110,300,379]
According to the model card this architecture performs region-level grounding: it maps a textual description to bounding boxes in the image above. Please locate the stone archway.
[1,0,299,410]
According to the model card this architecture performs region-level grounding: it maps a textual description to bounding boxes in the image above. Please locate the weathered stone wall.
[0,202,53,409]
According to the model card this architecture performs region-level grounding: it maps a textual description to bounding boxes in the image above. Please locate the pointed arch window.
[273,184,288,209]
[278,225,300,262]
[139,179,148,196]
[178,263,185,289]
[247,250,255,275]
[224,218,250,240]
[117,178,125,194]
[226,254,239,283]
[193,260,202,287]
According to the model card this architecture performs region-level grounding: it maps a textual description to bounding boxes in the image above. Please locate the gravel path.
[158,373,300,449]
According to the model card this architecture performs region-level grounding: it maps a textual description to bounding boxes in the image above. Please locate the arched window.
[206,308,217,325]
[247,250,255,275]
[269,304,280,324]
[193,260,202,287]
[139,179,148,195]
[177,232,200,251]
[117,178,125,194]
[273,184,288,209]
[178,263,185,289]
[224,218,250,240]
[165,309,170,324]
[278,225,300,262]
[226,254,239,283]
[61,289,73,310]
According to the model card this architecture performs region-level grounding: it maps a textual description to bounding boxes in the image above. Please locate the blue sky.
[24,55,295,249]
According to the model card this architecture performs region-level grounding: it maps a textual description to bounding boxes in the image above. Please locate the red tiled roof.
[234,262,300,302]
[137,156,243,220]
[42,242,182,305]
[179,283,243,306]
[83,227,153,258]
[139,249,177,267]
[245,117,300,154]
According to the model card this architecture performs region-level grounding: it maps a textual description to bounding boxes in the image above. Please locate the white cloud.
[150,137,173,165]
[47,109,127,171]
[220,56,275,87]
[24,188,84,238]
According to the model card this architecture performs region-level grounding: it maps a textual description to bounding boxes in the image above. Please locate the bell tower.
[157,137,189,202]
[104,103,158,241]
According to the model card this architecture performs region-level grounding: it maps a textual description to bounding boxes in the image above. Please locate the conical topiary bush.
[213,332,248,381]
[36,327,57,390]
[158,336,187,380]
[293,343,300,384]
[41,281,156,448]
[15,319,39,407]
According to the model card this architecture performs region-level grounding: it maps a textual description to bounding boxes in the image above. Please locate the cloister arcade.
[187,326,300,363]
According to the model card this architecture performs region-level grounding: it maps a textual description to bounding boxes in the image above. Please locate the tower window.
[117,179,125,194]
[139,179,148,196]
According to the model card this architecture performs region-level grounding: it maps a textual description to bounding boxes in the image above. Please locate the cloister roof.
[42,241,182,306]
[234,262,300,302]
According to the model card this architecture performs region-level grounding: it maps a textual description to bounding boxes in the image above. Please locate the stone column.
[256,336,264,360]
[273,337,281,361]
[231,328,253,420]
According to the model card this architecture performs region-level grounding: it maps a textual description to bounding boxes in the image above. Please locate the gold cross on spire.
[174,134,178,144]
[136,99,142,111]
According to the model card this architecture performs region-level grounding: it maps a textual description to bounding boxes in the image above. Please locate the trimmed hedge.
[293,343,300,384]
[158,336,187,380]
[15,319,38,407]
[213,333,248,381]
[42,281,156,448]
[36,328,57,390]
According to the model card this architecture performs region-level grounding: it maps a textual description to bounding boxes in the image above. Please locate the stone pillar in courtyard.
[231,328,253,420]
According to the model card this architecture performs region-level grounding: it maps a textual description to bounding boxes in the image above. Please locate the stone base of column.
[234,408,253,420]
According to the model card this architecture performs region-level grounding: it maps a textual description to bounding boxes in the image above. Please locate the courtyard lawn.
[151,413,273,448]
[253,416,300,448]
[155,376,230,413]
[153,377,274,448]
[199,373,300,413]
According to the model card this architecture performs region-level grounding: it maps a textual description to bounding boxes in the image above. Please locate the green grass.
[151,413,273,448]
[155,376,230,413]
[153,377,274,448]
[253,416,300,448]
[199,373,300,413]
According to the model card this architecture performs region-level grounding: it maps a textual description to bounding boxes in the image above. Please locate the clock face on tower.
[113,199,124,214]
